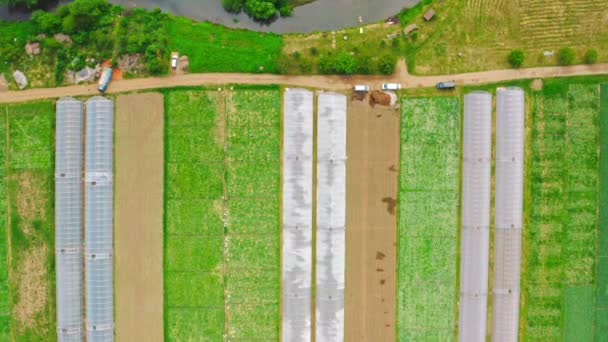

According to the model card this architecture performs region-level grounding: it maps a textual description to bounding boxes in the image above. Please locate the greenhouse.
[316,93,347,342]
[55,97,84,342]
[492,87,525,342]
[84,97,114,342]
[282,89,314,342]
[459,91,492,342]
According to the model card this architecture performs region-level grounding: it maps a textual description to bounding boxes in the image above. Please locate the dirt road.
[1,62,607,103]
[114,93,164,342]
[345,99,400,342]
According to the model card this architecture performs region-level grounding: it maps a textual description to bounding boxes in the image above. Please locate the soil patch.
[14,172,46,236]
[531,78,543,91]
[345,99,399,342]
[13,245,48,330]
[114,93,164,342]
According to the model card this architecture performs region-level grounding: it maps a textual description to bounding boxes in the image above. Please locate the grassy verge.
[5,102,55,341]
[0,109,8,341]
[597,84,608,340]
[397,97,460,340]
[164,88,281,340]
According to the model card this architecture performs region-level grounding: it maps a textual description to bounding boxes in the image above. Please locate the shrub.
[584,49,598,64]
[279,5,292,17]
[356,55,374,74]
[508,49,525,68]
[318,55,333,74]
[310,47,318,55]
[244,0,277,21]
[333,52,356,74]
[378,54,397,75]
[558,47,576,66]
[31,10,61,34]
[299,58,312,73]
[222,0,244,12]
[292,51,301,60]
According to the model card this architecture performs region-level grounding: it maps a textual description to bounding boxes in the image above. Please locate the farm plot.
[4,102,55,341]
[398,98,460,341]
[522,84,599,341]
[164,88,281,340]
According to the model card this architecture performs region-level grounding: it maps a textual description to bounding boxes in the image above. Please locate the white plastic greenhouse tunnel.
[84,97,114,342]
[282,89,314,342]
[492,87,525,342]
[316,93,347,342]
[459,91,492,342]
[55,97,84,342]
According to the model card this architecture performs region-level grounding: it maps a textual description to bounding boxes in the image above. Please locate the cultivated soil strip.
[345,99,400,341]
[1,62,607,103]
[114,93,164,342]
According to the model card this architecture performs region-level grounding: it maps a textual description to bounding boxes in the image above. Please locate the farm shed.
[492,87,525,342]
[316,93,347,342]
[404,24,418,35]
[85,97,115,342]
[282,89,314,342]
[55,97,84,342]
[459,91,492,342]
[424,9,435,21]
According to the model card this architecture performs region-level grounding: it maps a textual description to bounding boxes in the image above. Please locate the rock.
[117,54,144,72]
[66,66,98,84]
[54,33,72,45]
[178,56,189,72]
[25,42,41,56]
[36,33,47,40]
[12,70,28,89]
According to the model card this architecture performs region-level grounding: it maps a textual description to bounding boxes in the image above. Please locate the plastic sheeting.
[492,87,524,342]
[316,93,346,342]
[55,97,84,342]
[459,91,492,342]
[282,89,313,342]
[85,97,114,342]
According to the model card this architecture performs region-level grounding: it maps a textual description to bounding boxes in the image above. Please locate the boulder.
[67,66,99,84]
[25,42,41,56]
[12,71,28,89]
[54,33,72,45]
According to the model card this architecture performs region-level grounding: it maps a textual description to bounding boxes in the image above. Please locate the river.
[1,0,419,34]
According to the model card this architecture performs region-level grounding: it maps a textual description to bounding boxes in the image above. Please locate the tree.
[222,0,244,13]
[557,47,575,66]
[508,49,525,68]
[378,54,396,75]
[333,53,356,74]
[244,0,277,21]
[584,49,598,64]
[32,10,61,34]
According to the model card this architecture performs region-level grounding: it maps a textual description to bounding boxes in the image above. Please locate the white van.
[354,85,370,92]
[382,83,401,90]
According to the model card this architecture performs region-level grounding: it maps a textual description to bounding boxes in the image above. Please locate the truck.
[171,52,179,70]
[436,82,456,90]
[98,67,113,93]
[354,85,370,92]
[382,83,401,91]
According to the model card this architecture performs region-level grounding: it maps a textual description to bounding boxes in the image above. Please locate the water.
[1,0,419,34]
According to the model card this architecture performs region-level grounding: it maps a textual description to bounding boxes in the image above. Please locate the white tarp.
[492,87,525,342]
[459,91,492,342]
[316,93,346,342]
[282,89,313,342]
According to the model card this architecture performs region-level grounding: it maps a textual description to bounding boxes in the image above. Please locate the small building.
[404,24,418,35]
[424,9,436,21]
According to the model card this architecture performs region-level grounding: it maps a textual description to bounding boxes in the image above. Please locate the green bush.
[31,10,61,34]
[222,0,244,12]
[584,49,598,64]
[378,54,397,75]
[244,0,277,21]
[508,49,525,68]
[558,47,576,66]
[356,55,375,74]
[299,58,312,73]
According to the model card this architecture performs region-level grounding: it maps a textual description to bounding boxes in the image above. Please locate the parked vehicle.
[171,52,179,70]
[98,67,112,93]
[354,85,370,92]
[382,83,401,90]
[436,82,456,90]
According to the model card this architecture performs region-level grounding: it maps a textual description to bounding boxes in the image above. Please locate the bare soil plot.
[114,93,164,342]
[344,99,399,342]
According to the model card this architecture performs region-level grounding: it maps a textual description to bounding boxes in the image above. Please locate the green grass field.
[3,102,55,342]
[168,17,283,74]
[0,110,8,341]
[597,84,608,340]
[522,84,599,341]
[164,88,281,340]
[398,97,461,341]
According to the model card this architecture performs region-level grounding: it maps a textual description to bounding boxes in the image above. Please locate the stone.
[66,66,99,84]
[12,70,28,89]
[54,33,72,45]
[25,42,41,56]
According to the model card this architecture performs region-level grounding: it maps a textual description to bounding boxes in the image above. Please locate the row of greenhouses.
[282,90,347,342]
[55,97,114,342]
